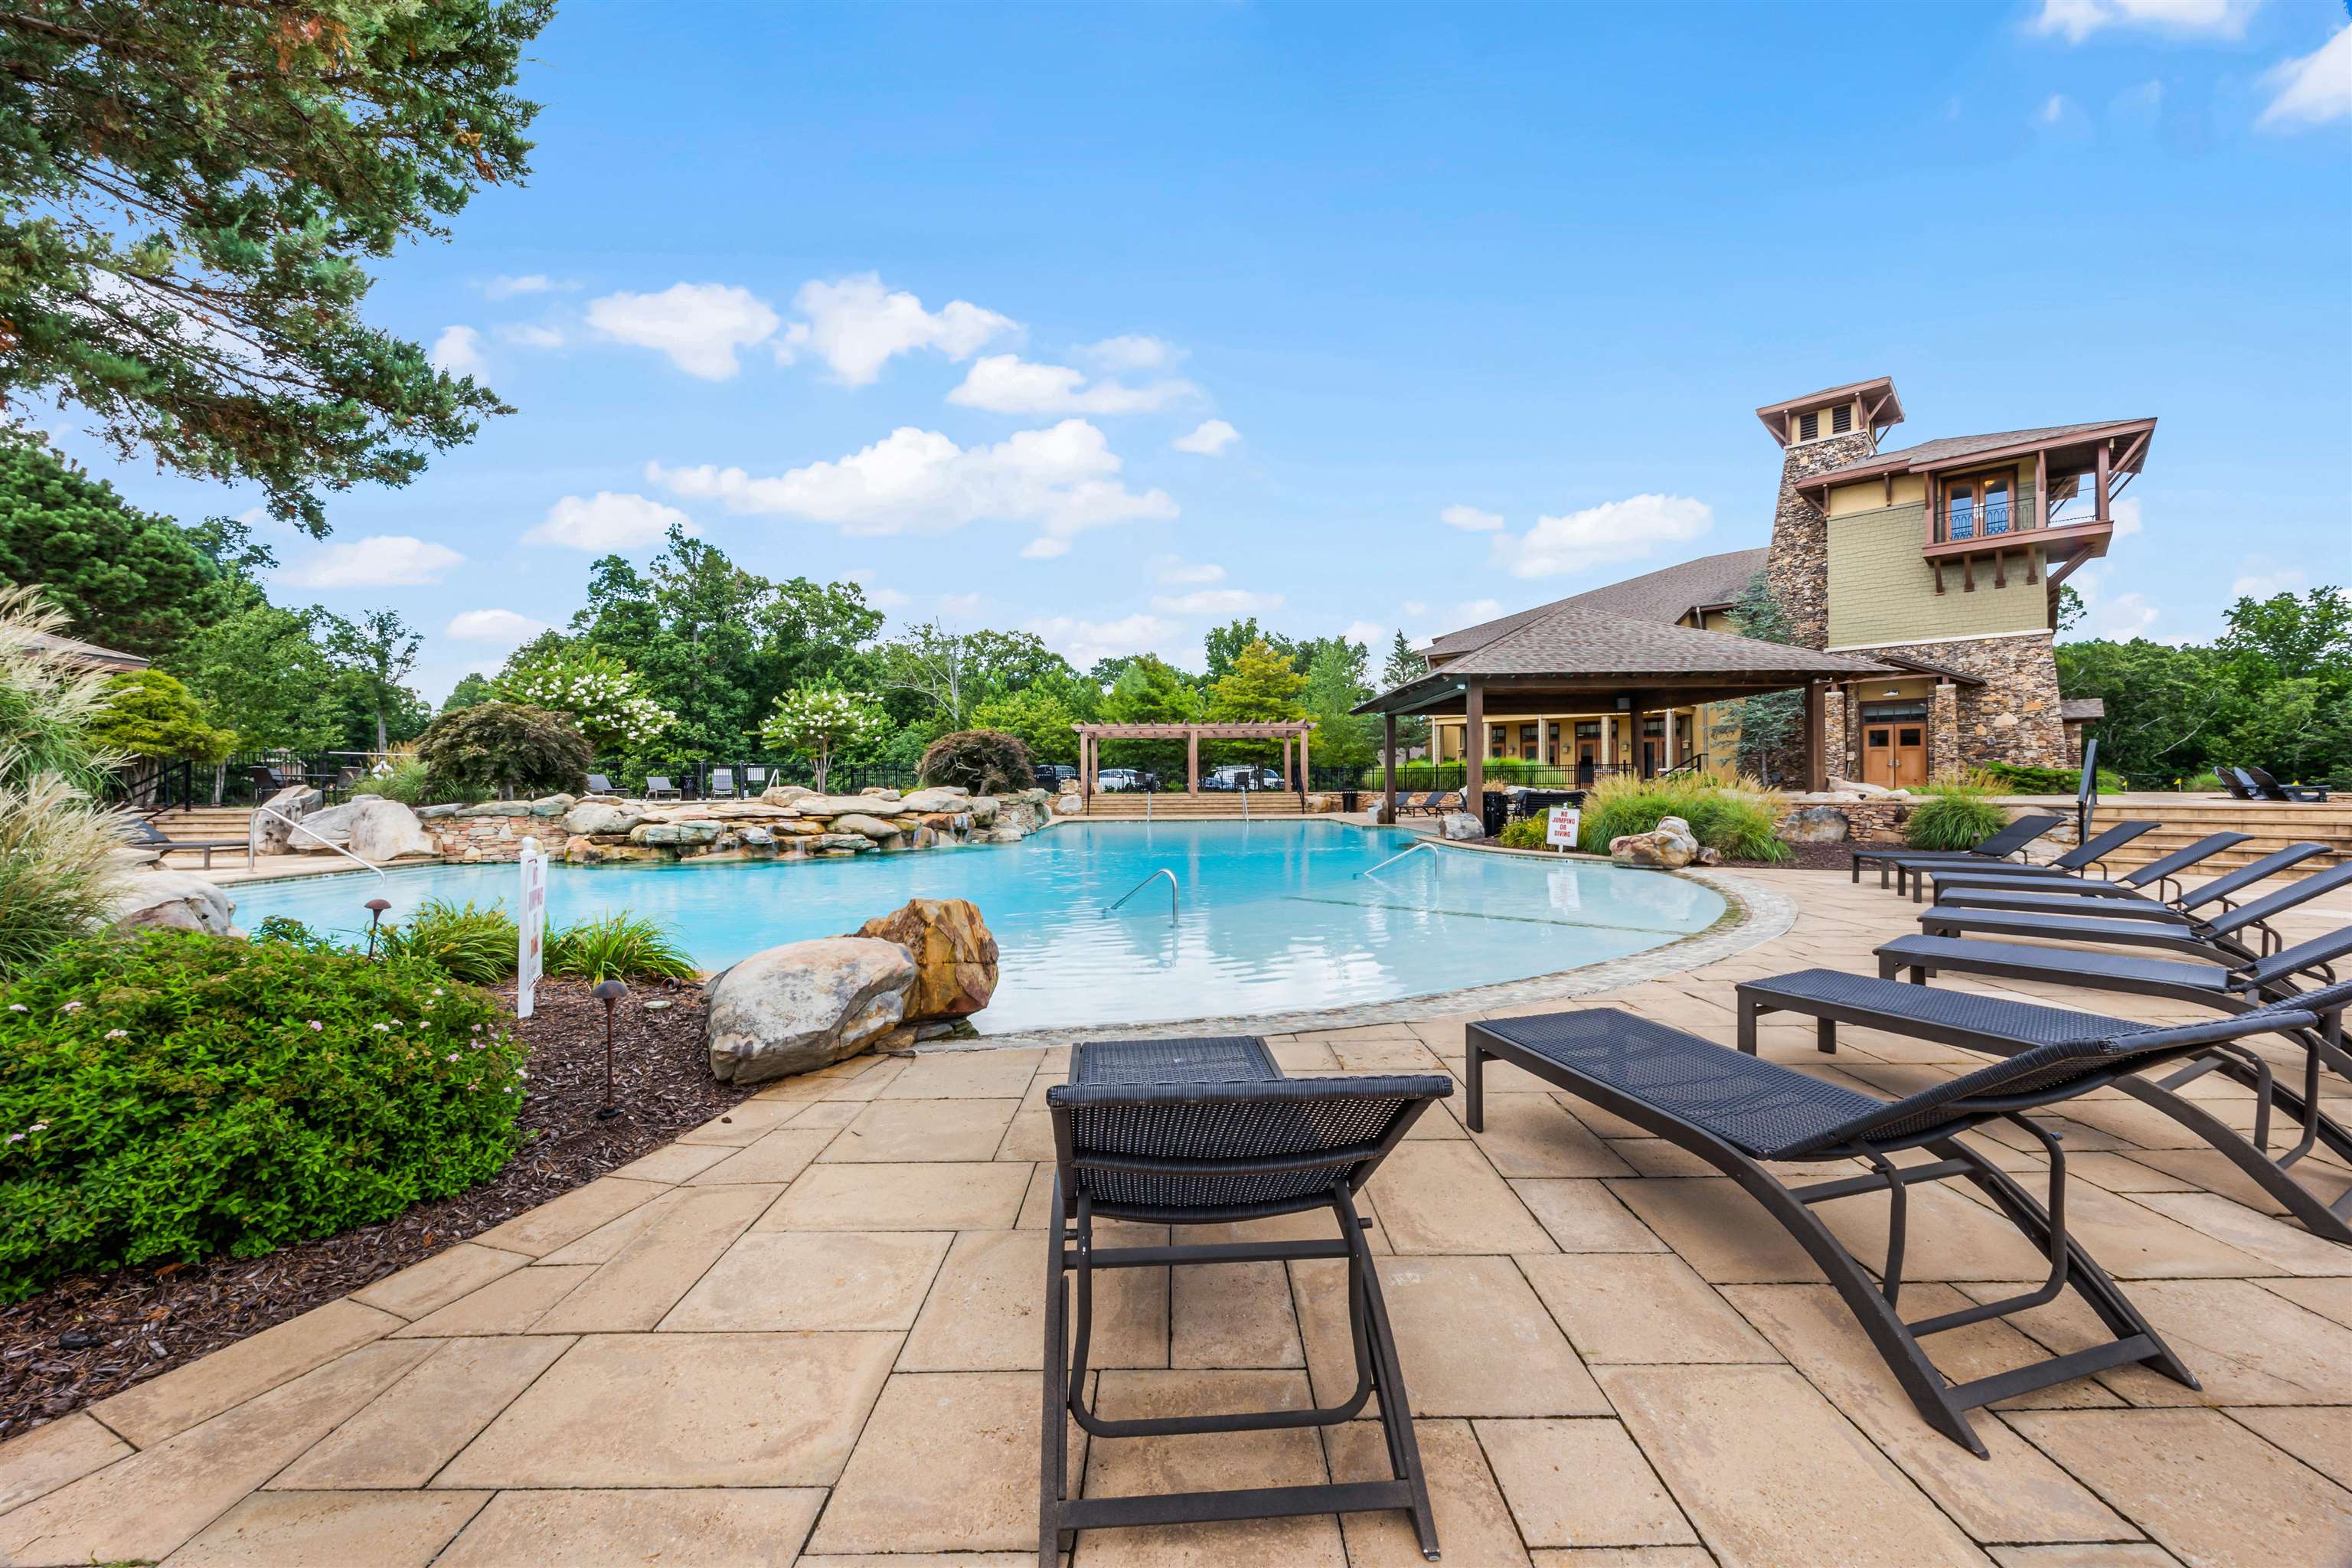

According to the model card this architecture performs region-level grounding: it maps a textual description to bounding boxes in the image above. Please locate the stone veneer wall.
[1762,429,1877,652]
[1857,633,2069,769]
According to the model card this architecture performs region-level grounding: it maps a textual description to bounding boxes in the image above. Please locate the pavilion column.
[1186,729,1199,795]
[1281,737,1292,786]
[1298,725,1310,794]
[1666,708,1682,767]
[1383,713,1397,822]
[1464,680,1485,810]
[1536,717,1550,770]
[1805,681,1830,793]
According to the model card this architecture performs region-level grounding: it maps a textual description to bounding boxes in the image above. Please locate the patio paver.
[3,867,2347,1564]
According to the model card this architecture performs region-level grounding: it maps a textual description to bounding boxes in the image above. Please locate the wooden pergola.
[1071,721,1317,796]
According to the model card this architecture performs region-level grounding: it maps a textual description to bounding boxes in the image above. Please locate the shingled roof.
[1426,547,1767,659]
[1429,605,1893,680]
[1807,419,2155,487]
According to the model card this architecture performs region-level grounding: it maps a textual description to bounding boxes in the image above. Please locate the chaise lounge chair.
[1919,859,2352,962]
[1041,1037,1451,1564]
[1892,818,2159,903]
[585,773,616,795]
[643,774,681,802]
[1849,812,2065,889]
[2243,765,2331,804]
[1462,997,2334,1455]
[708,766,738,799]
[1929,840,2330,921]
[1923,829,2249,906]
[1737,968,2352,1246]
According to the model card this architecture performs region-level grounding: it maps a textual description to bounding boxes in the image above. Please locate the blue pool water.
[227,822,1728,1032]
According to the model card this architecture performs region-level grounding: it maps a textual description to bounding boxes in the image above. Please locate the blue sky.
[35,0,2352,701]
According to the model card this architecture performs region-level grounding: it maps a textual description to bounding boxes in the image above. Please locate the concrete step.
[2080,802,2349,879]
[1082,792,1309,819]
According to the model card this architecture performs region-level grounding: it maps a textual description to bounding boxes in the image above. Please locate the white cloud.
[648,417,1178,557]
[445,608,552,644]
[2259,24,2351,129]
[1083,335,1181,371]
[2039,93,2073,125]
[1452,598,1505,625]
[1150,554,1225,586]
[524,491,697,551]
[485,273,559,299]
[1171,419,1240,456]
[939,591,989,618]
[2231,565,2308,599]
[1489,493,1713,580]
[2032,0,2259,44]
[842,569,911,611]
[1440,504,1504,532]
[947,354,1197,416]
[586,282,781,379]
[1025,612,1184,668]
[430,325,486,377]
[775,273,1018,385]
[1149,587,1285,616]
[1341,619,1387,650]
[279,534,463,589]
[2110,497,2144,537]
[2086,589,2162,639]
[496,322,565,349]
[1400,599,1429,618]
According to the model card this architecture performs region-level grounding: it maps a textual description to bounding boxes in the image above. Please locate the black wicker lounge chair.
[1464,1000,2332,1455]
[1930,841,2331,920]
[2244,765,2331,804]
[1893,818,2160,902]
[1924,830,2251,906]
[1041,1037,1452,1564]
[643,774,681,802]
[585,773,615,795]
[708,766,738,799]
[1919,860,2352,962]
[2219,766,2263,801]
[1849,812,2065,888]
[1738,969,2352,1246]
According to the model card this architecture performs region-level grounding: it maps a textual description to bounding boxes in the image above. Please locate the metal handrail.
[1356,840,1439,879]
[1106,867,1178,919]
[250,804,388,883]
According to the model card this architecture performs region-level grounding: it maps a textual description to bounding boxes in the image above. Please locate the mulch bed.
[1467,837,1856,872]
[0,978,760,1443]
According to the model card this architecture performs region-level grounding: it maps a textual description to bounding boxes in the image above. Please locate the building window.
[1831,404,1852,434]
[1797,410,1819,441]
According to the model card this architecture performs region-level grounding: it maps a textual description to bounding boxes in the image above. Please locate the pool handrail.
[1357,840,1439,879]
[250,804,390,884]
[1107,866,1179,920]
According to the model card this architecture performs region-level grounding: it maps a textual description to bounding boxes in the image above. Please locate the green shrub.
[1497,815,1551,850]
[547,912,697,982]
[1580,769,1790,862]
[1978,761,2076,795]
[383,899,521,983]
[350,757,450,805]
[2181,771,2226,792]
[413,701,591,801]
[920,728,1034,795]
[0,931,524,1300]
[1903,779,2012,850]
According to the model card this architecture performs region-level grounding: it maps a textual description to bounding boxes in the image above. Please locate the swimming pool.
[227,822,1730,1033]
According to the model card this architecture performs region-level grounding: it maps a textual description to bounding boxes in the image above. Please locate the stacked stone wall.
[1853,633,2069,772]
[1762,430,1877,653]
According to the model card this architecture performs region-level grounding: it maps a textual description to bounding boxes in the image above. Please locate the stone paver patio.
[5,867,2350,1566]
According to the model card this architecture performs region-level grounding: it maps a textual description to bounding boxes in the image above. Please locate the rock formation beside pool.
[289,795,436,861]
[852,898,999,1021]
[1610,815,1700,870]
[106,871,241,937]
[413,782,1056,865]
[1441,811,1484,841]
[705,937,917,1084]
[250,781,323,854]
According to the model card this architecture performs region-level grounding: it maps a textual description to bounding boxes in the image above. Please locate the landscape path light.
[364,898,392,959]
[593,978,628,1120]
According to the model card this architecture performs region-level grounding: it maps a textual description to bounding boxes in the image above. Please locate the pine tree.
[1379,631,1432,756]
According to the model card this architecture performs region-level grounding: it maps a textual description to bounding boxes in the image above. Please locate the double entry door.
[1860,704,1928,790]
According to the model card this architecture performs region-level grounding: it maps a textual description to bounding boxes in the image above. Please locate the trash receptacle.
[1339,790,1361,813]
[1480,790,1508,838]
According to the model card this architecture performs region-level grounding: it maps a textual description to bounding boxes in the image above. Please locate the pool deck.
[5,867,2350,1565]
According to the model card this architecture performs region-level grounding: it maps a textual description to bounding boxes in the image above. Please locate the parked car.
[1034,763,1077,789]
[1097,767,1160,792]
[1206,764,1285,791]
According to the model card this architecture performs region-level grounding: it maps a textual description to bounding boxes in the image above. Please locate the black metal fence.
[587,758,926,800]
[103,752,366,813]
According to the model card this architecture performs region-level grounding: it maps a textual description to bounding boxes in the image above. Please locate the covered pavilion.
[1351,606,1896,817]
[1071,720,1318,798]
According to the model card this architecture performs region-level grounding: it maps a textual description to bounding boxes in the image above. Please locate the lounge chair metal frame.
[1890,818,2158,903]
[1041,1037,1451,1564]
[2241,764,2330,805]
[1929,840,2330,920]
[1743,967,2352,1246]
[1920,858,2352,963]
[642,774,681,802]
[1925,830,2252,907]
[1850,812,2066,889]
[1462,1003,2325,1455]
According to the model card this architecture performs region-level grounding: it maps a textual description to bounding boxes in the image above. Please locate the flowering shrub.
[0,931,525,1300]
[762,684,889,791]
[498,651,675,753]
[413,701,592,800]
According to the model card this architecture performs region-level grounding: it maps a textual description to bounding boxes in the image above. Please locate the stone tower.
[1753,378,1903,651]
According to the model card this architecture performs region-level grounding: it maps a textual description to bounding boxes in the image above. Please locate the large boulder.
[1781,805,1851,844]
[251,782,323,854]
[631,819,723,848]
[831,812,903,842]
[108,871,238,936]
[761,783,818,805]
[291,795,436,861]
[965,795,1001,828]
[897,787,972,814]
[706,937,916,1084]
[851,898,999,1021]
[1052,792,1083,816]
[528,793,576,817]
[1610,814,1700,870]
[564,800,646,838]
[1440,811,1484,841]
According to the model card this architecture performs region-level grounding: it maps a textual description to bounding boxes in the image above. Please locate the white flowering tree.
[762,684,888,791]
[498,651,675,754]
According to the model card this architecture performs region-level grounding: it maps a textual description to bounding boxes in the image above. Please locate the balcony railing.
[1933,484,2106,546]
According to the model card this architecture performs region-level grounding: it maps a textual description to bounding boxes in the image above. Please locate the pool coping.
[936,865,1795,1049]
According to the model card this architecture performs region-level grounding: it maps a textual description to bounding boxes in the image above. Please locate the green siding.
[1826,501,2051,649]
